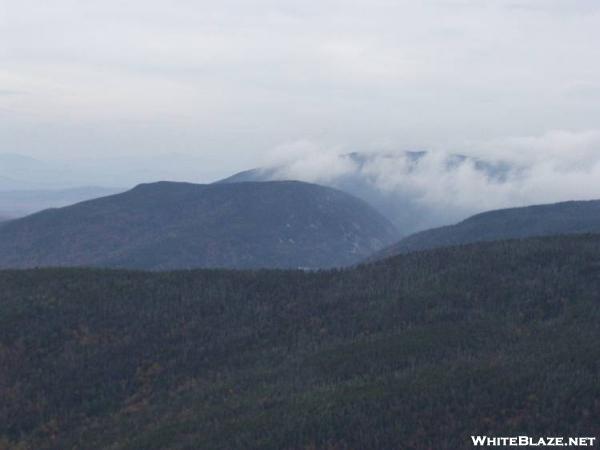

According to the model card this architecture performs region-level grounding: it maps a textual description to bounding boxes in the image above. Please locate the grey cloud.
[1,0,599,184]
[260,130,600,226]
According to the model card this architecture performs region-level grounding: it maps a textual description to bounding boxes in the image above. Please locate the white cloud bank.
[264,129,600,224]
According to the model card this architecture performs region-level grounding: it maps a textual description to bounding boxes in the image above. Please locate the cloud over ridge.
[256,129,600,232]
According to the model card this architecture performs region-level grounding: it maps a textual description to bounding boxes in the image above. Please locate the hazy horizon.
[2,0,600,218]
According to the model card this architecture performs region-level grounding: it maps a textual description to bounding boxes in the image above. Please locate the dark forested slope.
[1,234,599,449]
[0,181,397,270]
[374,199,600,259]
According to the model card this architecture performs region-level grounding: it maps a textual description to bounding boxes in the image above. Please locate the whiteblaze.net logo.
[471,436,597,447]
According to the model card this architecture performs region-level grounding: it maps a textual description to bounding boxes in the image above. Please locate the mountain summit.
[0,180,398,270]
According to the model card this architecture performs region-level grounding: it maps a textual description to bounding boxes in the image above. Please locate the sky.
[1,0,600,182]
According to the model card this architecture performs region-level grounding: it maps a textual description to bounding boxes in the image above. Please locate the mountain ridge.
[217,150,518,235]
[372,198,600,259]
[0,180,398,270]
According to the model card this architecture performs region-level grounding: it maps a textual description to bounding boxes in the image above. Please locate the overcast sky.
[1,0,600,179]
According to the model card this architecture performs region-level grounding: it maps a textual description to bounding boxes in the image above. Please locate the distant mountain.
[372,199,600,259]
[0,152,224,191]
[0,181,398,270]
[0,186,124,218]
[0,153,79,190]
[218,151,517,236]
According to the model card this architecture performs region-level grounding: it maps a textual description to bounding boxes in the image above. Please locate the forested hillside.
[0,181,397,270]
[1,234,599,449]
[374,199,600,259]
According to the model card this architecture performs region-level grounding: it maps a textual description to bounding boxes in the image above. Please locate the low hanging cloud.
[262,130,600,230]
[479,129,600,167]
[263,141,358,182]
